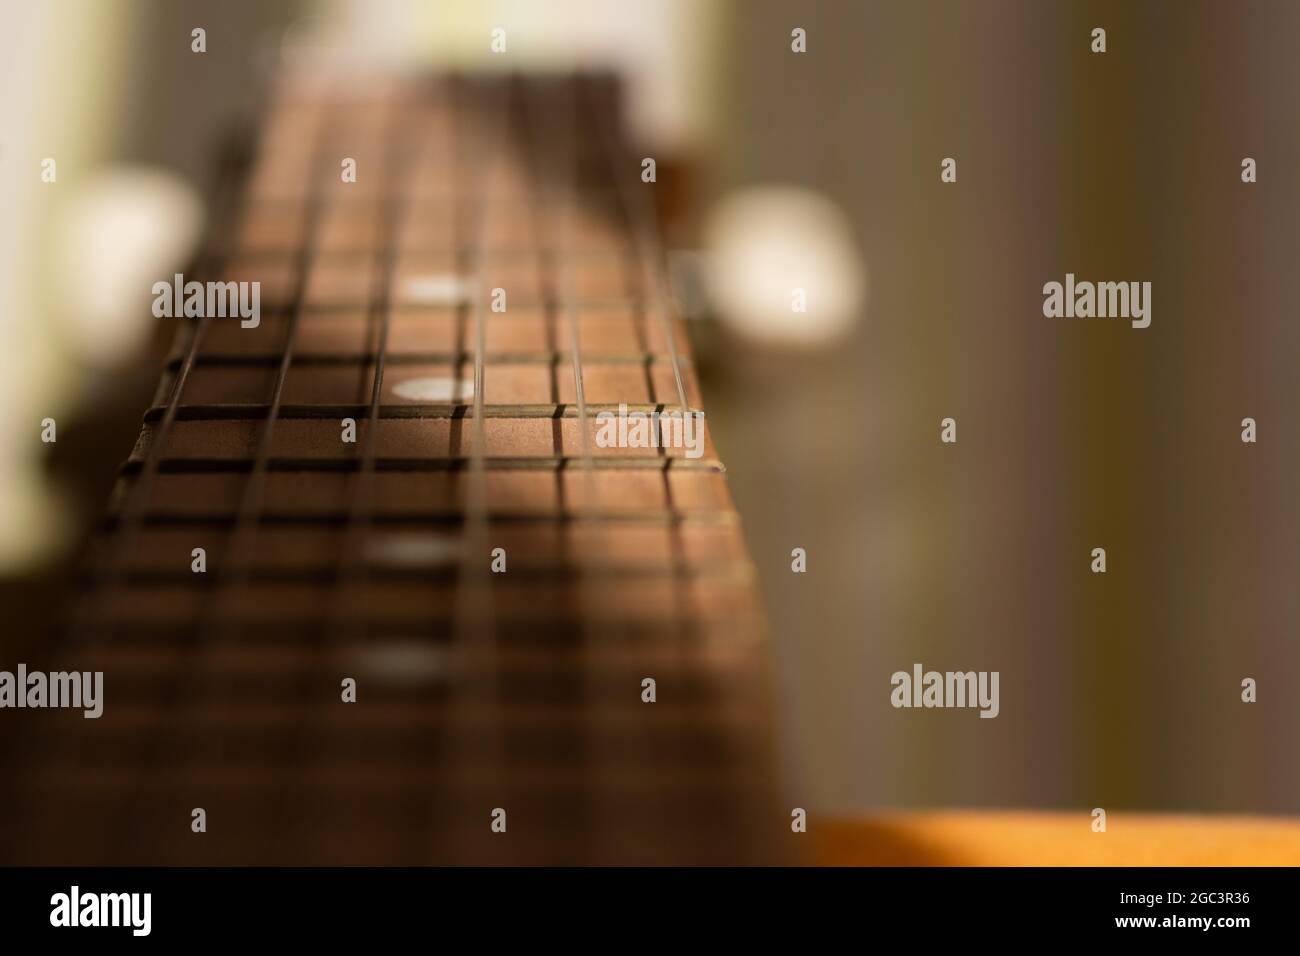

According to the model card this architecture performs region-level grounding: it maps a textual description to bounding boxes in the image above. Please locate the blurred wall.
[710,0,1300,816]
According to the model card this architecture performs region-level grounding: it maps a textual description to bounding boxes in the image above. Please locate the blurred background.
[2,0,1298,822]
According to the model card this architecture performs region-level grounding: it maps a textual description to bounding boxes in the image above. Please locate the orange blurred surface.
[812,812,1300,866]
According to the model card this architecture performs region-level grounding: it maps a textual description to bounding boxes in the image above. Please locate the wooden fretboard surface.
[0,73,781,865]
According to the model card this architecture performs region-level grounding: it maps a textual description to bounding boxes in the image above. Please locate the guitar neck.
[6,72,780,865]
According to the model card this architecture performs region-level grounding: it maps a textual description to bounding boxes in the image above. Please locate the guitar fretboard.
[0,73,778,865]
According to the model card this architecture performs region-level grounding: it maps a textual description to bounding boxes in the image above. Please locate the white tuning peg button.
[702,185,866,348]
[52,166,204,368]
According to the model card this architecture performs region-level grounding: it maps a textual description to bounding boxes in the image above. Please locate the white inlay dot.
[364,534,462,568]
[391,376,475,402]
[400,273,473,305]
[354,641,449,687]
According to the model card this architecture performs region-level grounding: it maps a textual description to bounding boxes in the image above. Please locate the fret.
[28,688,773,728]
[106,468,735,517]
[187,305,688,360]
[62,619,764,649]
[146,402,705,421]
[127,417,719,463]
[78,572,759,616]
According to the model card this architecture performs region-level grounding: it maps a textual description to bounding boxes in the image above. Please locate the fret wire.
[68,618,712,642]
[167,352,692,368]
[143,400,698,423]
[109,511,741,529]
[104,563,752,584]
[123,455,726,473]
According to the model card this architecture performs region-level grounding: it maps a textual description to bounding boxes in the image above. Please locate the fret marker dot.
[354,641,449,687]
[391,376,475,402]
[401,273,473,305]
[364,534,461,568]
